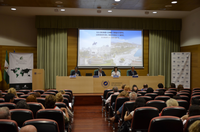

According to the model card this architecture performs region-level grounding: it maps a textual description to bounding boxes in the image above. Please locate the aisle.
[71,106,113,132]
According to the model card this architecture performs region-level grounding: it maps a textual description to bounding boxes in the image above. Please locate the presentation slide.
[78,29,143,68]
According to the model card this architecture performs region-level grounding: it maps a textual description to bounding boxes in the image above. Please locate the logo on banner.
[101,80,110,88]
[20,56,23,60]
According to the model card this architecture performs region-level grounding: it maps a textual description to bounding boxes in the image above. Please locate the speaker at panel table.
[70,67,81,76]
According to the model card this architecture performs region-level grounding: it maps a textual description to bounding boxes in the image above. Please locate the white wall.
[181,7,200,47]
[0,15,37,47]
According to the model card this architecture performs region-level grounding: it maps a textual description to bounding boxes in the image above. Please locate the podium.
[32,69,44,91]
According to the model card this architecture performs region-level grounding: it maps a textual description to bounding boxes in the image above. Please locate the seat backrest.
[192,92,200,96]
[63,98,69,107]
[156,88,166,92]
[161,106,186,118]
[16,92,24,97]
[28,92,36,95]
[0,119,18,132]
[23,119,60,132]
[146,100,166,112]
[139,96,152,102]
[62,94,71,102]
[179,95,190,103]
[103,89,112,99]
[0,98,5,103]
[176,99,189,111]
[10,109,34,127]
[145,93,158,99]
[191,95,200,101]
[43,92,56,96]
[27,102,43,118]
[183,115,200,132]
[20,94,29,98]
[55,102,66,109]
[110,94,119,106]
[114,97,129,111]
[168,88,177,91]
[137,91,146,96]
[155,96,170,102]
[13,98,26,104]
[106,91,114,99]
[177,92,190,97]
[180,90,191,93]
[47,89,58,94]
[148,116,183,132]
[94,69,98,75]
[193,88,200,91]
[64,92,72,99]
[131,107,159,131]
[165,90,177,95]
[164,92,174,98]
[33,90,44,94]
[193,90,200,93]
[121,101,135,122]
[41,94,50,98]
[18,90,31,94]
[36,109,65,132]
[36,97,45,106]
[0,102,16,109]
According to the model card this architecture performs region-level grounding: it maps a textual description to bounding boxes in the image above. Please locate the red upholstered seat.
[0,102,16,109]
[33,90,44,94]
[27,102,44,118]
[160,106,186,118]
[155,96,170,102]
[0,119,19,132]
[183,115,200,132]
[148,116,183,132]
[23,119,60,132]
[146,100,166,112]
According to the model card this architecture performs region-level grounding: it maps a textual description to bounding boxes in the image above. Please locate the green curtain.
[37,29,67,89]
[149,30,180,88]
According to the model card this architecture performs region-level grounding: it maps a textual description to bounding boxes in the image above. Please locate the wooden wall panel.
[0,46,37,91]
[181,44,200,89]
[67,29,149,77]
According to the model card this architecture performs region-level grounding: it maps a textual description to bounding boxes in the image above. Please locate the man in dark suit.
[128,66,138,76]
[70,67,81,76]
[94,67,106,76]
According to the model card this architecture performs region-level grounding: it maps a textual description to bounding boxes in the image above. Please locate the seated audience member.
[121,84,126,90]
[34,92,41,97]
[158,83,164,88]
[20,125,37,132]
[70,66,81,76]
[177,84,184,92]
[166,98,179,107]
[108,92,137,122]
[188,120,200,132]
[4,93,15,102]
[127,66,138,76]
[111,67,121,77]
[0,107,20,130]
[8,87,18,98]
[118,86,130,98]
[170,83,176,88]
[181,105,200,125]
[146,87,154,93]
[157,91,164,95]
[94,67,106,76]
[59,90,65,94]
[16,100,30,109]
[45,95,69,123]
[141,84,148,91]
[26,95,45,109]
[124,97,146,121]
[55,93,73,118]
[105,86,119,104]
[132,85,138,93]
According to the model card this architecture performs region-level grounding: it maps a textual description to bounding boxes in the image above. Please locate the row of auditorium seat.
[102,87,200,132]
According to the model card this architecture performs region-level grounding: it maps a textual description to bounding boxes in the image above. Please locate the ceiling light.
[115,0,120,2]
[11,8,16,11]
[153,11,157,14]
[171,1,177,4]
[55,1,63,4]
[60,9,65,12]
[108,10,112,13]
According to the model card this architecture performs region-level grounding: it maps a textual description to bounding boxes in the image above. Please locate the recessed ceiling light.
[11,8,16,11]
[61,9,65,12]
[153,11,157,14]
[115,0,120,2]
[171,1,177,4]
[108,10,112,13]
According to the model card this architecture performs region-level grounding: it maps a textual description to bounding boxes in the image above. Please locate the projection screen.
[78,29,143,68]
